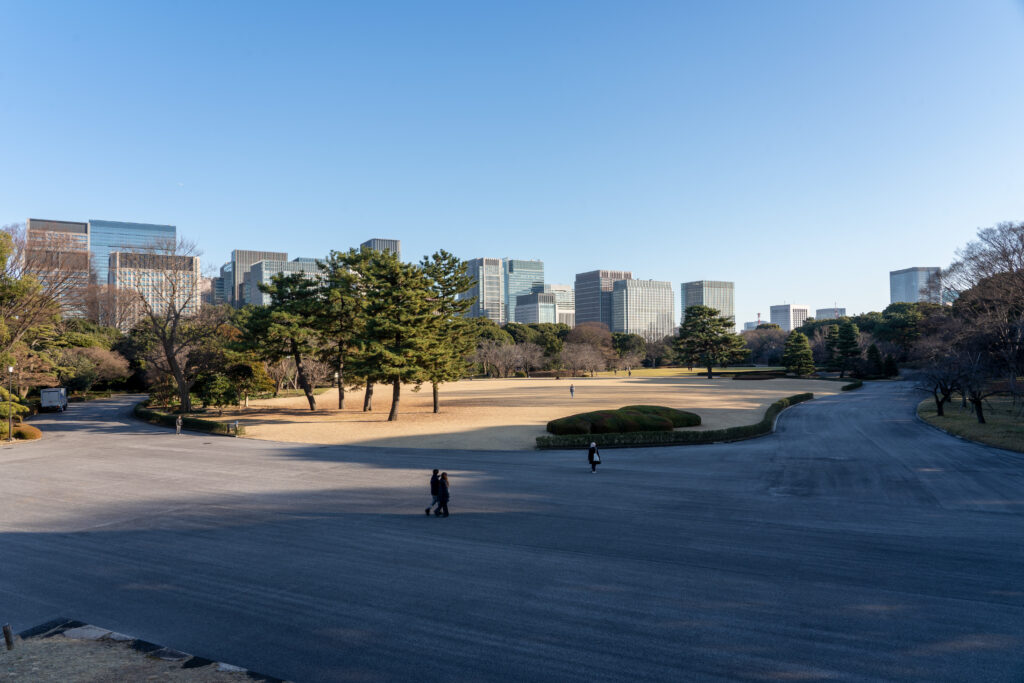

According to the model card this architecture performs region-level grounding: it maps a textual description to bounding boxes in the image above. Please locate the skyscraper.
[544,284,576,327]
[503,258,544,323]
[815,307,847,320]
[229,249,288,306]
[25,218,91,314]
[574,270,633,327]
[890,267,940,304]
[88,219,176,286]
[360,238,401,260]
[515,292,557,324]
[460,258,505,323]
[108,251,200,332]
[246,258,322,306]
[681,280,735,332]
[611,280,675,338]
[769,304,810,332]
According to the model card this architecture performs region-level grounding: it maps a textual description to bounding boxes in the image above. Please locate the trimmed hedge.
[134,402,244,436]
[620,405,701,428]
[537,393,813,449]
[732,371,787,380]
[547,405,700,435]
[13,424,42,440]
[841,380,863,391]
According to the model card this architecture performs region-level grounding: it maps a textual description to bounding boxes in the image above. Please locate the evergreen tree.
[836,322,861,378]
[420,250,475,413]
[317,249,368,409]
[865,343,884,377]
[237,273,323,410]
[782,331,816,376]
[674,305,747,379]
[822,324,840,371]
[357,249,434,421]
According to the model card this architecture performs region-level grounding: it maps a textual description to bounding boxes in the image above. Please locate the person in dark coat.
[587,442,601,473]
[569,384,575,398]
[425,469,440,516]
[436,472,450,517]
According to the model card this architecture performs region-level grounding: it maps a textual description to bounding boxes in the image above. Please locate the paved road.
[1,383,1022,682]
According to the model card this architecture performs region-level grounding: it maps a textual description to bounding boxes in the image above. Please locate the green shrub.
[620,405,701,427]
[841,380,863,391]
[537,393,813,449]
[133,402,244,436]
[546,406,695,435]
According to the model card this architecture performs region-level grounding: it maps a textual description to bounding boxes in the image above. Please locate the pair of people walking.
[425,469,450,517]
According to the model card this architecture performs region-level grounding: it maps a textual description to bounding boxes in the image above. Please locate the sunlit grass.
[918,396,1024,453]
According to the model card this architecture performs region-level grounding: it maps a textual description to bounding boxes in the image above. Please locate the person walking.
[175,414,183,436]
[587,442,601,473]
[569,384,575,399]
[436,472,450,517]
[425,469,440,516]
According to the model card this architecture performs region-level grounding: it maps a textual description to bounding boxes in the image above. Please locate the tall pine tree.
[419,250,475,413]
[782,331,816,376]
[317,248,367,409]
[836,322,861,379]
[674,305,747,379]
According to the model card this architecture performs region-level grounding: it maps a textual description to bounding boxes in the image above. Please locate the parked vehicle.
[40,387,68,412]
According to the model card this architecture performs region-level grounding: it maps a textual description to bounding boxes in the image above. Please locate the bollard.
[3,623,13,650]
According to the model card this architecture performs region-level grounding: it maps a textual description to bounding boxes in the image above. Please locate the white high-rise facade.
[611,280,675,338]
[889,267,940,304]
[681,280,735,332]
[544,284,575,327]
[769,304,810,332]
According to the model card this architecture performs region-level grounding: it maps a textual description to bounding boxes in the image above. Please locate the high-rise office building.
[890,267,940,304]
[611,280,675,338]
[89,219,176,286]
[25,219,91,314]
[544,284,575,327]
[681,280,735,332]
[769,304,810,332]
[503,258,544,323]
[743,321,760,331]
[108,252,200,332]
[229,249,288,306]
[814,307,846,320]
[460,258,505,324]
[574,270,633,327]
[246,258,321,306]
[515,292,557,324]
[360,238,401,260]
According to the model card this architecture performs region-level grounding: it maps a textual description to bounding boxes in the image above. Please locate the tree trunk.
[433,381,439,413]
[388,378,401,421]
[363,383,374,411]
[933,391,945,417]
[337,349,345,409]
[971,397,986,424]
[292,346,317,411]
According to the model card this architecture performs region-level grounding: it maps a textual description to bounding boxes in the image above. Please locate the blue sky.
[2,1,1023,325]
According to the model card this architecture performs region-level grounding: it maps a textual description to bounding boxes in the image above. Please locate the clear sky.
[3,0,1023,325]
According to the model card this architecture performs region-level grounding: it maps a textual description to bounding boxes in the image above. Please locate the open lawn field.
[918,395,1024,454]
[224,376,840,450]
[591,366,784,378]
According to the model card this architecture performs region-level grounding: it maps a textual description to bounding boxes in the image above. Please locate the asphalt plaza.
[1,383,1022,681]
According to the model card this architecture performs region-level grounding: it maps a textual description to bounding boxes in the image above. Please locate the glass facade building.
[246,258,322,306]
[230,249,289,306]
[544,284,575,327]
[461,258,505,324]
[611,280,675,338]
[515,292,557,324]
[360,238,401,260]
[25,219,91,314]
[889,267,940,304]
[681,280,735,332]
[89,220,176,286]
[815,307,847,320]
[574,270,633,327]
[503,258,544,323]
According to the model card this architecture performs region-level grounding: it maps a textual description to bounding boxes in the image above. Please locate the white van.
[40,387,68,412]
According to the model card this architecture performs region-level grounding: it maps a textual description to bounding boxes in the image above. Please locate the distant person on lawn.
[425,469,440,516]
[569,384,575,399]
[588,442,601,473]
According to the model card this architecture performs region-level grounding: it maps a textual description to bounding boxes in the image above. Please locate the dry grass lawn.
[220,376,839,451]
[918,396,1024,454]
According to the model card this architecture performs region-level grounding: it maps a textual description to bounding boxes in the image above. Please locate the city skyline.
[4,3,1023,325]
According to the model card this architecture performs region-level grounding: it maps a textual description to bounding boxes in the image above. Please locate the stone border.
[17,618,286,682]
